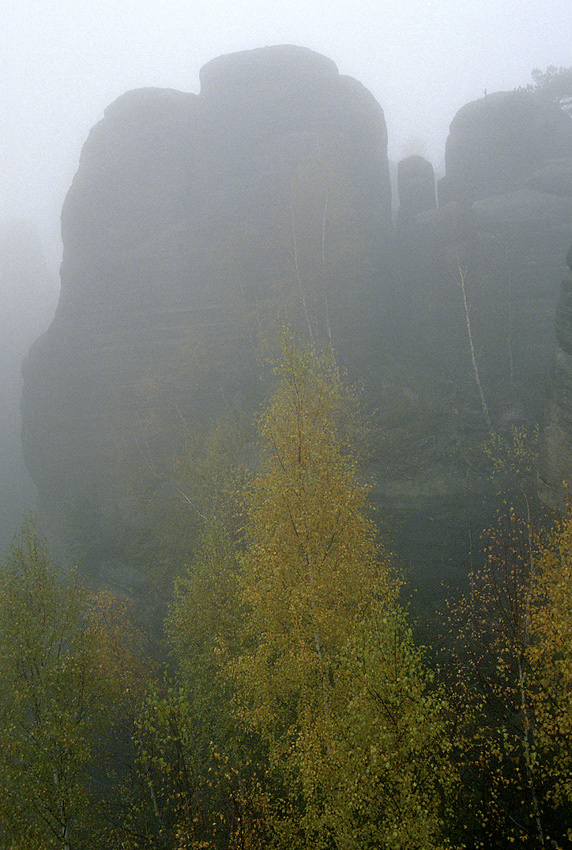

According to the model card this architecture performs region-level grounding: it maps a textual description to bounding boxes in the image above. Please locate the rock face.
[386,90,572,579]
[20,50,572,602]
[441,92,572,513]
[21,45,392,581]
[396,89,572,428]
[396,155,436,226]
[444,90,572,202]
[539,252,572,508]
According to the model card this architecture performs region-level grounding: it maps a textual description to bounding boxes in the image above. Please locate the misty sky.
[2,0,571,274]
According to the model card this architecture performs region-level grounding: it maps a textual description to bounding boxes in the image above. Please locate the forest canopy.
[1,334,572,848]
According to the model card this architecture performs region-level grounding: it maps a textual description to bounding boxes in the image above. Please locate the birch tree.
[443,508,549,847]
[229,332,453,848]
[529,512,572,821]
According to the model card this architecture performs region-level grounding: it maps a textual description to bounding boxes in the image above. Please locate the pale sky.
[2,0,571,272]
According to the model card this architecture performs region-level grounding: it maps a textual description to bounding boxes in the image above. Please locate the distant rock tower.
[396,154,436,226]
[444,89,572,202]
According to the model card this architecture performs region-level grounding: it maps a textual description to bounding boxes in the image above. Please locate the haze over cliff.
[21,46,393,589]
[5,0,570,270]
[16,46,572,601]
[0,221,57,551]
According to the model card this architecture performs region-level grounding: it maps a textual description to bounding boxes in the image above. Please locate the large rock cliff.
[387,90,572,595]
[20,50,572,603]
[443,89,572,202]
[21,46,392,585]
[395,89,572,430]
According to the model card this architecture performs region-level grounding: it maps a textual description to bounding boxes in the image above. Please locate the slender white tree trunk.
[456,256,491,429]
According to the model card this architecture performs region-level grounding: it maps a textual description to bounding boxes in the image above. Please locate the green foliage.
[482,425,539,490]
[19,326,572,847]
[165,332,455,848]
[166,519,243,760]
[481,425,541,527]
[226,332,453,848]
[232,332,389,744]
[131,683,206,849]
[443,503,572,847]
[443,507,543,846]
[166,520,274,850]
[529,66,572,114]
[305,604,455,850]
[0,521,135,848]
[111,673,276,850]
[135,410,251,598]
[529,512,572,813]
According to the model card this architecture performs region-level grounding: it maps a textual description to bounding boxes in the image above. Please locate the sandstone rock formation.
[441,92,572,513]
[383,90,572,577]
[539,249,572,508]
[526,157,572,197]
[396,88,572,428]
[444,89,572,202]
[20,50,572,604]
[21,46,392,583]
[396,155,436,227]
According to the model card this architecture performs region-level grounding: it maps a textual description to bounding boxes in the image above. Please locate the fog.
[3,0,571,274]
[0,221,57,551]
[2,6,572,836]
